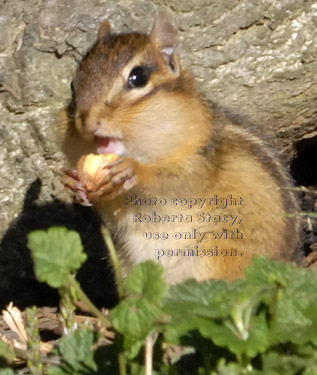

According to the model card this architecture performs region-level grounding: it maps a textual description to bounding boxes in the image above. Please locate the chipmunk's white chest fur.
[102,205,206,284]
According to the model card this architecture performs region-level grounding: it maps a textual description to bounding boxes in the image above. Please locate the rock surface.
[0,1,316,307]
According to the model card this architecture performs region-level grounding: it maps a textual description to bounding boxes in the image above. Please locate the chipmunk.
[60,12,300,284]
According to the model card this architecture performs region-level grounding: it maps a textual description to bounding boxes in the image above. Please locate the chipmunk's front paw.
[77,155,138,201]
[92,157,138,200]
[62,168,92,206]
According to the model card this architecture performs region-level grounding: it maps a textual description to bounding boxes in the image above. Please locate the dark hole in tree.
[290,134,317,257]
[290,135,317,187]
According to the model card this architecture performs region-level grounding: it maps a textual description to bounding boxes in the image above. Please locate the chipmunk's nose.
[86,119,113,139]
[85,105,111,133]
[84,118,99,134]
[75,114,99,141]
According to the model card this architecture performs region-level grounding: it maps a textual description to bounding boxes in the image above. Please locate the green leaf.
[110,261,167,340]
[164,317,202,344]
[246,256,317,345]
[111,298,160,340]
[0,342,14,375]
[211,359,245,375]
[47,367,69,375]
[163,275,271,356]
[0,369,15,375]
[59,328,97,369]
[47,328,97,375]
[304,365,317,375]
[125,260,168,302]
[165,278,238,320]
[261,351,309,375]
[270,288,316,345]
[244,256,309,288]
[199,313,270,357]
[0,341,15,364]
[27,227,87,288]
[123,336,144,360]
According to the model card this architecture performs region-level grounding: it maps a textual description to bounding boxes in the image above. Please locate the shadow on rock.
[0,179,118,310]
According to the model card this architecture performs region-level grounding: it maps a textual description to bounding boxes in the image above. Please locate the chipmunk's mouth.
[94,136,126,156]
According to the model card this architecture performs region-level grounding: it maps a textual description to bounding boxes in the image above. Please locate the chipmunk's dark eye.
[127,66,150,89]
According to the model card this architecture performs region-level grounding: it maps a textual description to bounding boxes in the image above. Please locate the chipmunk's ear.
[150,12,180,75]
[97,20,112,41]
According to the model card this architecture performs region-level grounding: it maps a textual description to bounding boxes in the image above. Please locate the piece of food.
[77,153,118,191]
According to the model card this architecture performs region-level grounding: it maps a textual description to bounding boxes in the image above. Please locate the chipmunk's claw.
[62,168,92,206]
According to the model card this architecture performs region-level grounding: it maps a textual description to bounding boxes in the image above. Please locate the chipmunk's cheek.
[95,136,126,156]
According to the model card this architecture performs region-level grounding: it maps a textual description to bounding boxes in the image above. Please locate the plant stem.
[101,227,128,375]
[117,334,127,375]
[286,212,317,217]
[238,353,252,372]
[145,334,154,375]
[26,306,43,375]
[118,349,127,375]
[101,226,125,299]
[72,278,110,328]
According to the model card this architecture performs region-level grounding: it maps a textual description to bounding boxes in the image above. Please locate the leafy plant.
[27,227,87,289]
[1,226,317,375]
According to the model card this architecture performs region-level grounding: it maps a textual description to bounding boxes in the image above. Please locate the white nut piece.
[77,153,119,191]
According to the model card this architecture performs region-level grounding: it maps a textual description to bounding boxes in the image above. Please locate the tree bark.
[0,0,316,238]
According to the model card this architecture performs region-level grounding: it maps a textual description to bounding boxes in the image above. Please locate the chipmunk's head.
[70,12,210,163]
